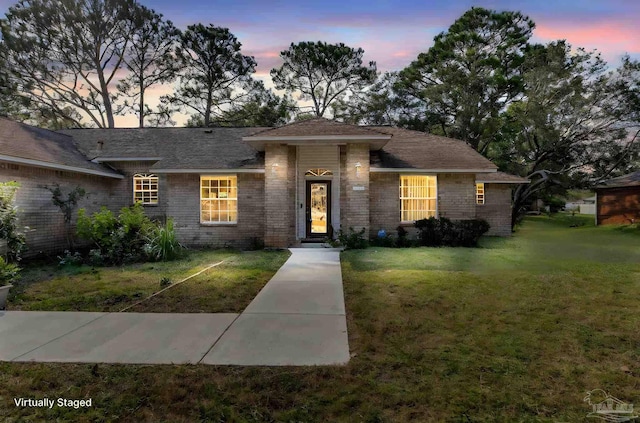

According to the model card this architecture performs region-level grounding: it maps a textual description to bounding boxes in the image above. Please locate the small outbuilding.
[595,171,640,225]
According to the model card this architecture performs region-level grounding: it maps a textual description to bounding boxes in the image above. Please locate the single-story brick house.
[595,171,640,225]
[0,117,528,255]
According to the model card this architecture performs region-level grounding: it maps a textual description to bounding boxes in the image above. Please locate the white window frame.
[399,175,438,223]
[133,173,159,205]
[200,175,238,224]
[476,183,485,205]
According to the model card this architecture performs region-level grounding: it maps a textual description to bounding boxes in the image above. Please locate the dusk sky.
[1,0,639,126]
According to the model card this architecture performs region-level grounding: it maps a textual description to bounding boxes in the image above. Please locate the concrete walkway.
[202,248,350,365]
[0,249,349,366]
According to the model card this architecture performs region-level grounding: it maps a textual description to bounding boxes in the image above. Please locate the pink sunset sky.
[1,0,639,127]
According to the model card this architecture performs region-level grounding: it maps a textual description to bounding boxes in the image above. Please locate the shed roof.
[596,171,640,189]
[476,171,530,184]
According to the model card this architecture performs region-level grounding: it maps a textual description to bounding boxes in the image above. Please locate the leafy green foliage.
[336,227,369,250]
[415,217,490,247]
[0,256,20,286]
[45,185,86,223]
[163,24,256,127]
[398,7,534,152]
[144,219,182,261]
[0,181,26,262]
[159,277,172,288]
[76,204,155,264]
[271,41,377,117]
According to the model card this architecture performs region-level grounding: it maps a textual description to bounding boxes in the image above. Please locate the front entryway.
[306,181,331,238]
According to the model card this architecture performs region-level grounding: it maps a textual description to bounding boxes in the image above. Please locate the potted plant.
[0,256,20,310]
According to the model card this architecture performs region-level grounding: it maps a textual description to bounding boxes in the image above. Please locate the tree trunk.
[139,80,145,128]
[204,89,213,127]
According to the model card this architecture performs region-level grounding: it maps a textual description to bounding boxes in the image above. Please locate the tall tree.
[116,5,181,128]
[213,81,296,127]
[163,24,256,127]
[0,0,137,128]
[490,42,640,226]
[398,7,534,153]
[270,41,377,118]
[332,71,434,130]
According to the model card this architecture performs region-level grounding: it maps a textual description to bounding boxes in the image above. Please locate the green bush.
[144,219,182,261]
[77,204,155,264]
[415,217,490,247]
[336,227,368,250]
[395,225,412,248]
[0,256,20,286]
[0,181,27,262]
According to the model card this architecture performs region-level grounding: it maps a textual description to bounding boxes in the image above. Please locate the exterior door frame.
[305,180,332,238]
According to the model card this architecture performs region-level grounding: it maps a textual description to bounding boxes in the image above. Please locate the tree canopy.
[163,24,256,127]
[271,41,377,118]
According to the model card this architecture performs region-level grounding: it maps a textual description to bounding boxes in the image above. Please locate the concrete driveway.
[0,248,350,366]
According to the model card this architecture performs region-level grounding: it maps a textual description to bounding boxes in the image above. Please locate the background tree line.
[1,2,639,224]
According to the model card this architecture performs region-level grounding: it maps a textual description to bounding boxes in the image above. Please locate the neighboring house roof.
[0,117,122,178]
[476,171,530,184]
[369,126,498,172]
[596,171,640,189]
[59,127,269,172]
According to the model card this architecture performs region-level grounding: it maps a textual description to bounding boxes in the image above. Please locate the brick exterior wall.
[0,161,124,257]
[264,144,294,247]
[166,173,265,249]
[370,172,401,238]
[105,161,167,221]
[437,173,476,220]
[476,184,513,236]
[341,144,370,235]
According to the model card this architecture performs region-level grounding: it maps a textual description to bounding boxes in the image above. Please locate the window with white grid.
[133,174,158,205]
[476,183,485,205]
[200,176,237,224]
[399,175,437,222]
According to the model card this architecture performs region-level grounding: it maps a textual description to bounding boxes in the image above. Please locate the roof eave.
[0,154,123,179]
[371,167,498,173]
[152,168,265,174]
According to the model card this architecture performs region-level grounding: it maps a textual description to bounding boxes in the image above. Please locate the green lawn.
[8,249,290,313]
[2,216,639,422]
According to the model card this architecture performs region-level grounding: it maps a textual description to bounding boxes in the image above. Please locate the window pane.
[399,175,437,222]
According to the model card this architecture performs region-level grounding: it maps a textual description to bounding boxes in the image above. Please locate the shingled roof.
[369,126,497,171]
[58,127,268,171]
[0,117,121,178]
[596,171,640,188]
[247,117,389,138]
[54,120,509,174]
[476,171,529,184]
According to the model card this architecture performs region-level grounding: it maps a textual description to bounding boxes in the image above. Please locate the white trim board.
[371,168,497,173]
[152,168,265,174]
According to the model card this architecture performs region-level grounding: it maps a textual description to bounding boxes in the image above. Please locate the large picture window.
[133,173,158,205]
[400,175,437,222]
[201,176,237,224]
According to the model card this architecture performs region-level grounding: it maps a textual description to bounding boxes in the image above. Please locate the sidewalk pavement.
[0,248,349,366]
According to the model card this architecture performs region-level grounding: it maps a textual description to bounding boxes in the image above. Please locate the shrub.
[144,219,182,261]
[370,234,395,248]
[77,204,154,264]
[336,227,368,250]
[0,181,27,262]
[395,225,412,248]
[415,217,490,247]
[0,256,20,286]
[58,250,83,267]
[160,277,172,288]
